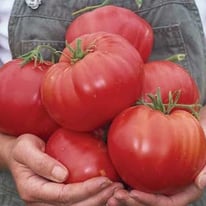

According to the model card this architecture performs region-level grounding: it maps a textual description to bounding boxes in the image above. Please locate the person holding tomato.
[0,0,206,206]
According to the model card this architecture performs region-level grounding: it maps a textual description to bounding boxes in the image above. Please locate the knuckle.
[56,185,74,205]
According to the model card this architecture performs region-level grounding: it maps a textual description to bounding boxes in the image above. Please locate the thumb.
[195,165,206,190]
[13,134,69,182]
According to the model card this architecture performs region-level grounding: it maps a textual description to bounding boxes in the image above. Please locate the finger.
[130,190,173,206]
[170,184,203,205]
[27,182,122,206]
[28,177,116,204]
[12,134,68,182]
[195,165,206,189]
[129,184,202,206]
[74,182,123,206]
[107,189,144,206]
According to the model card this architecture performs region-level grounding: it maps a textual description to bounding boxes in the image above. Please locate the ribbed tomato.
[141,60,200,104]
[108,105,206,195]
[41,32,143,131]
[66,5,153,62]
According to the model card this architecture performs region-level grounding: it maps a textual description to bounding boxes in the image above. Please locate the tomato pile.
[1,4,206,195]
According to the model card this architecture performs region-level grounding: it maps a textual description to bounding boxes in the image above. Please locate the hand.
[5,134,123,206]
[106,170,206,206]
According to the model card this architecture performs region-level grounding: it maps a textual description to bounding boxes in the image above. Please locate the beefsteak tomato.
[41,32,144,131]
[46,128,119,183]
[66,5,153,62]
[0,59,59,141]
[141,60,200,104]
[108,105,206,195]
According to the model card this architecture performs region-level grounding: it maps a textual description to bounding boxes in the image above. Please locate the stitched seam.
[10,14,72,22]
[152,24,188,66]
[138,1,195,13]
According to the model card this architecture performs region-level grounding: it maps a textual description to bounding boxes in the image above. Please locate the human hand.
[106,168,206,206]
[5,134,123,206]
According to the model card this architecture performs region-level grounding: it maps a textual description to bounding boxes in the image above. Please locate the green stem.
[142,102,201,117]
[135,0,143,9]
[66,39,87,64]
[19,45,59,67]
[72,0,111,16]
[136,88,202,119]
[166,54,186,62]
[72,0,143,16]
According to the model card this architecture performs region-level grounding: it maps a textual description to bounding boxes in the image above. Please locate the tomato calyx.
[137,88,202,118]
[66,39,86,64]
[65,39,95,64]
[19,45,59,67]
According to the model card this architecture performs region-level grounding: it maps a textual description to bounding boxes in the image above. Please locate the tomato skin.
[108,105,206,195]
[46,128,119,183]
[41,32,144,131]
[141,61,200,104]
[0,59,59,141]
[66,6,153,62]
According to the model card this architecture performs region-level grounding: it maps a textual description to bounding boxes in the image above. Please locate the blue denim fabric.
[2,0,206,205]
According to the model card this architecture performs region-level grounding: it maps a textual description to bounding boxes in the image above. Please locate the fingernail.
[100,180,112,189]
[52,165,68,182]
[198,175,206,189]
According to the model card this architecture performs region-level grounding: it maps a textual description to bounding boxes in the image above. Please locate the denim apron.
[0,0,206,205]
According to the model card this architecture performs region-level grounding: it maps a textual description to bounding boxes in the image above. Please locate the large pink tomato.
[66,5,153,62]
[141,60,200,104]
[41,32,144,131]
[46,128,119,183]
[0,59,59,141]
[108,105,206,195]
